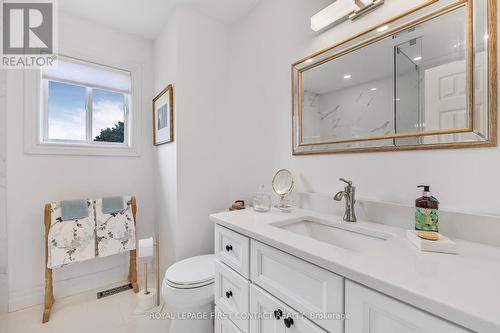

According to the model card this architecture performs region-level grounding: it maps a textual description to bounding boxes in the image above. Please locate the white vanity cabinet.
[214,224,471,333]
[214,225,343,333]
[345,281,469,333]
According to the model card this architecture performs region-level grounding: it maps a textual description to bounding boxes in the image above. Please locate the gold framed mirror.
[292,0,497,155]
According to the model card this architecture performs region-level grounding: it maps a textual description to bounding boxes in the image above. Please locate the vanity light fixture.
[413,56,422,61]
[311,0,385,32]
[376,25,388,32]
[344,74,352,79]
[370,87,377,91]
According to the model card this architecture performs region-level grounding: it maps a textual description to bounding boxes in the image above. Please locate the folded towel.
[47,200,95,268]
[95,196,136,258]
[102,196,124,214]
[61,199,89,221]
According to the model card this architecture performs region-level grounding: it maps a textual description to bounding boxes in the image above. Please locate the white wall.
[154,6,247,270]
[5,13,156,311]
[227,0,500,216]
[175,6,231,260]
[154,9,179,273]
[0,69,7,313]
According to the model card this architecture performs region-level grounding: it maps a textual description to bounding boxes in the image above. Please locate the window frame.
[24,53,142,157]
[41,77,131,146]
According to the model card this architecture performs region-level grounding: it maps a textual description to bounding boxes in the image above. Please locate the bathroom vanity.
[211,208,500,333]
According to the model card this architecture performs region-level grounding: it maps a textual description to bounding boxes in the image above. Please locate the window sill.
[25,141,140,157]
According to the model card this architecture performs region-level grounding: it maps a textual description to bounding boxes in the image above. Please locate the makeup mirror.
[272,169,295,211]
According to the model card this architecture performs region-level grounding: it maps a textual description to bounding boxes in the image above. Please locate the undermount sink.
[272,217,393,252]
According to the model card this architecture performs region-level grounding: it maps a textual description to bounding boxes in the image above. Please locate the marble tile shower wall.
[0,70,7,313]
[319,76,394,140]
[301,76,394,142]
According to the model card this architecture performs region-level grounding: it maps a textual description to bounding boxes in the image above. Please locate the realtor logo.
[1,0,57,68]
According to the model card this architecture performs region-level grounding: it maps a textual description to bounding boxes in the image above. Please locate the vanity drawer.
[250,240,344,333]
[215,224,250,278]
[215,307,243,333]
[215,260,250,333]
[250,284,327,333]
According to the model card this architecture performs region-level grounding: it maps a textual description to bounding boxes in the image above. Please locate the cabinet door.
[345,281,470,333]
[249,285,327,333]
[249,285,286,333]
[215,307,243,333]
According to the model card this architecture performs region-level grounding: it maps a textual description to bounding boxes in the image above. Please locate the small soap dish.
[406,230,457,254]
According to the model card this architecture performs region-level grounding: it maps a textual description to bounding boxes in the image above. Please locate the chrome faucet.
[334,178,357,222]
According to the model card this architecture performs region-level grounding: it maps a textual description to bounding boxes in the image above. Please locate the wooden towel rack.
[42,197,139,323]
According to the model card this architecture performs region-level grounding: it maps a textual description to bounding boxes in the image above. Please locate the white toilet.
[162,254,215,333]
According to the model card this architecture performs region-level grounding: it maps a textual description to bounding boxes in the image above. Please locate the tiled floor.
[0,286,170,333]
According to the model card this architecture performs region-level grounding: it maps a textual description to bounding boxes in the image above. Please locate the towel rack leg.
[43,204,54,323]
[129,249,139,293]
[129,197,139,293]
[43,267,54,323]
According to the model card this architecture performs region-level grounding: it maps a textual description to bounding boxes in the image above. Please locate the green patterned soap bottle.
[415,185,439,232]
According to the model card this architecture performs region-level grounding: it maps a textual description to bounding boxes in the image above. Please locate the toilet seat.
[165,254,214,289]
[166,279,214,289]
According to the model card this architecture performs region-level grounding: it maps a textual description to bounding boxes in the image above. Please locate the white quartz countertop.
[210,208,500,333]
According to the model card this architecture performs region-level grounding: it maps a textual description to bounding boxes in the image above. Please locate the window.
[41,57,131,146]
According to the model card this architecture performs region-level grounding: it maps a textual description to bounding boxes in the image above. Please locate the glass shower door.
[394,38,423,146]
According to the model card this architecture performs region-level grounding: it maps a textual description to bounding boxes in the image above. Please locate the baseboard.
[8,263,129,312]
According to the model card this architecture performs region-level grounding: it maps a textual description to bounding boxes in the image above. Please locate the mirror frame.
[292,0,497,155]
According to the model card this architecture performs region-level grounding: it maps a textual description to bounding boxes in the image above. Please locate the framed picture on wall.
[152,84,174,145]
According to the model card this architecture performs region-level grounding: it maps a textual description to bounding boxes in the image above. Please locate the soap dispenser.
[415,185,439,232]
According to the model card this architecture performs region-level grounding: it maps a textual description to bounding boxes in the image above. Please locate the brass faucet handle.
[339,178,353,186]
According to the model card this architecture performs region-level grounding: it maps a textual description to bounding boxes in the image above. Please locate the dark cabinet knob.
[225,290,233,298]
[273,309,283,320]
[225,244,233,252]
[284,317,294,328]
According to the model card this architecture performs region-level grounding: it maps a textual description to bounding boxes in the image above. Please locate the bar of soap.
[406,230,457,254]
[417,231,439,241]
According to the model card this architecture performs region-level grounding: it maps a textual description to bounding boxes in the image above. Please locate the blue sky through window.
[48,81,86,141]
[47,81,126,142]
[92,89,125,141]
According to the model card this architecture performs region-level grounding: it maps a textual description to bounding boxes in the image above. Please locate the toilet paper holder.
[138,236,161,307]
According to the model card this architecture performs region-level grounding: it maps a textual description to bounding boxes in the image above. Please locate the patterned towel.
[47,200,96,268]
[95,196,136,258]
